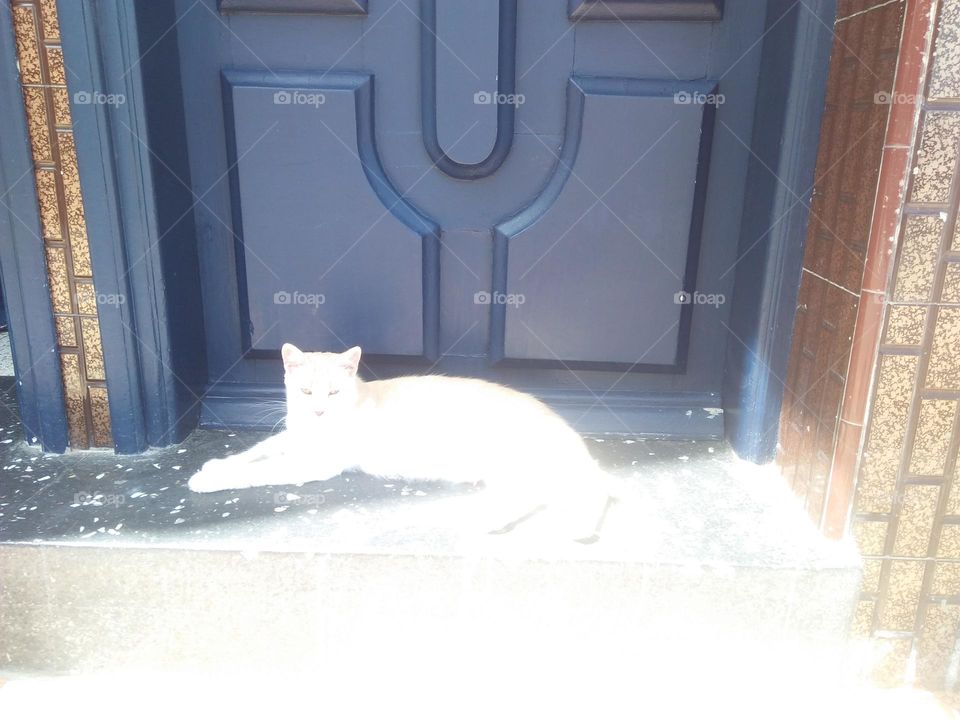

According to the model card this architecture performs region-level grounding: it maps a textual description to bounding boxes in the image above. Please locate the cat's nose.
[314,409,325,417]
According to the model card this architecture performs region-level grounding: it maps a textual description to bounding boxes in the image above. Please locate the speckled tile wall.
[842,0,960,690]
[9,0,111,448]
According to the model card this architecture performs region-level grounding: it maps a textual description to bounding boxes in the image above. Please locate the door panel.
[176,0,769,435]
[494,77,715,369]
[223,71,438,358]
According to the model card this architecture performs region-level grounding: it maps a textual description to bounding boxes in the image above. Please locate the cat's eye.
[301,388,313,395]
[328,389,340,396]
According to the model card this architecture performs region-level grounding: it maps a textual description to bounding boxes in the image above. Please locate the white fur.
[189,345,611,540]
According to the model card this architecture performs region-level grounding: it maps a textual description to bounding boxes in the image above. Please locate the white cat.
[188,343,613,541]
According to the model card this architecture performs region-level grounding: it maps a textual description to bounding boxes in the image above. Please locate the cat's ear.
[281,343,305,371]
[340,346,362,377]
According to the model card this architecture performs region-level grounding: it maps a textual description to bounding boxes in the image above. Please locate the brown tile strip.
[823,0,934,538]
[9,0,111,448]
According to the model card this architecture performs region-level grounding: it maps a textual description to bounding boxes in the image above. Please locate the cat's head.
[281,343,362,426]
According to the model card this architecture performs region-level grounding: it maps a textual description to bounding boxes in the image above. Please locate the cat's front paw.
[188,458,237,493]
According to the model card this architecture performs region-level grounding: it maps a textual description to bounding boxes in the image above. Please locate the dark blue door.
[178,0,766,436]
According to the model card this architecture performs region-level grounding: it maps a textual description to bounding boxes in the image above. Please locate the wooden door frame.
[3,0,836,459]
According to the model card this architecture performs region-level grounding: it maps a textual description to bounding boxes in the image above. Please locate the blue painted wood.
[58,0,207,452]
[170,0,820,442]
[222,70,440,359]
[569,0,723,21]
[0,5,68,452]
[435,0,499,166]
[420,0,518,180]
[722,0,837,462]
[219,0,368,14]
[493,76,717,370]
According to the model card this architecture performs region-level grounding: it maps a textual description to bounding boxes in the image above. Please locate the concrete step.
[0,431,862,715]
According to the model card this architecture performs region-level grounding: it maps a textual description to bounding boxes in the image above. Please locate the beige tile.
[22,86,51,164]
[910,112,960,204]
[931,561,960,594]
[55,316,76,347]
[57,132,92,277]
[51,86,71,127]
[44,246,71,314]
[893,485,940,556]
[862,558,883,593]
[39,0,60,41]
[910,400,958,475]
[74,282,97,315]
[34,167,61,240]
[938,525,960,560]
[927,309,960,390]
[12,5,42,85]
[60,352,88,450]
[89,386,112,448]
[917,604,960,689]
[929,0,960,100]
[877,560,925,631]
[870,637,915,688]
[80,317,105,381]
[855,520,890,555]
[852,599,875,637]
[884,305,927,345]
[45,45,65,85]
[857,355,918,513]
[943,263,960,304]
